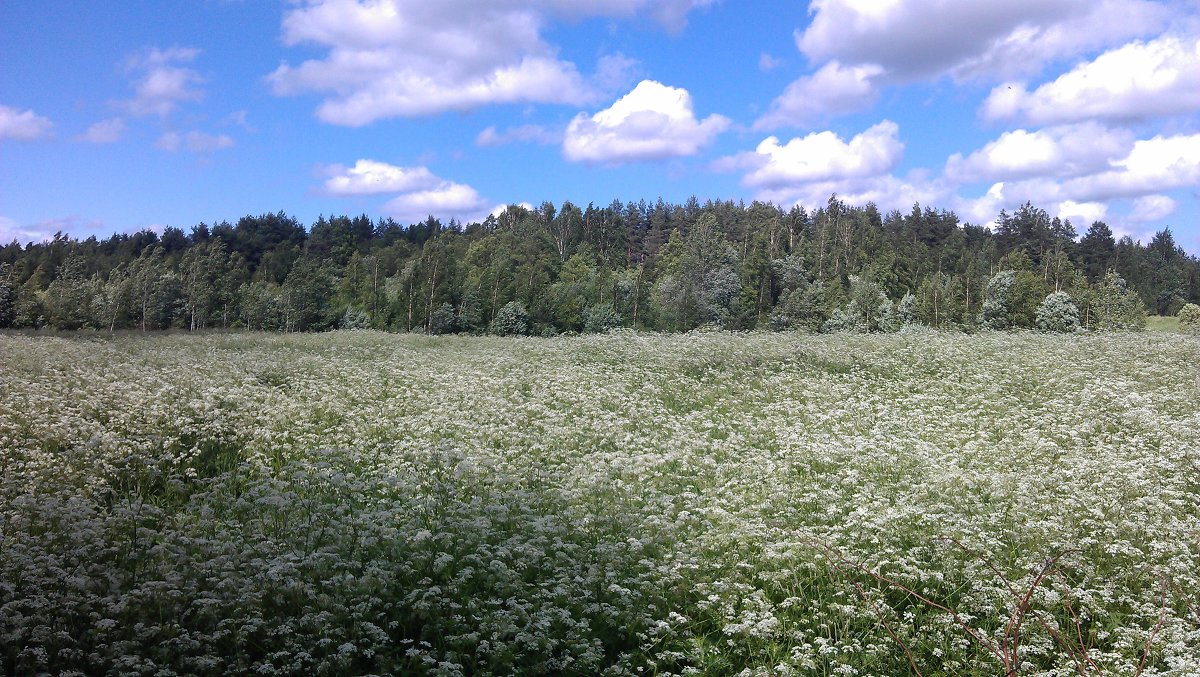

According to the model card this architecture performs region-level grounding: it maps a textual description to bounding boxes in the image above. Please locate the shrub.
[1178,302,1200,334]
[896,292,916,327]
[489,300,530,336]
[980,270,1016,329]
[1093,271,1146,331]
[582,303,621,333]
[338,306,370,330]
[428,302,456,334]
[1036,291,1080,332]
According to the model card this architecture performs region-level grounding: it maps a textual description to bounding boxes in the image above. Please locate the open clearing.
[2,330,1199,675]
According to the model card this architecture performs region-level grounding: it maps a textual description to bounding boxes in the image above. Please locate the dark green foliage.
[768,255,825,332]
[282,257,334,331]
[490,300,530,336]
[1091,271,1147,331]
[339,306,370,330]
[0,267,15,328]
[582,302,621,333]
[428,302,456,334]
[3,199,1196,334]
[44,255,96,330]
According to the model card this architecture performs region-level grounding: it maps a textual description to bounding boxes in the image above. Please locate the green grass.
[1145,315,1182,332]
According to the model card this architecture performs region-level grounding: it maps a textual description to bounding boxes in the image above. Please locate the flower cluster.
[2,329,1197,674]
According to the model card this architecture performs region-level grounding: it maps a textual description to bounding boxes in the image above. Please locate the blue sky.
[2,0,1198,253]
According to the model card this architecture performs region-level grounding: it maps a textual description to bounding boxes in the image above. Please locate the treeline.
[1,197,1197,334]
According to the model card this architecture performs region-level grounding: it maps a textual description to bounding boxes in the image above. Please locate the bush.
[896,292,916,327]
[582,303,621,333]
[1093,271,1146,331]
[1178,303,1200,334]
[980,270,1016,329]
[338,306,370,330]
[1036,291,1080,332]
[489,301,530,336]
[428,302,456,334]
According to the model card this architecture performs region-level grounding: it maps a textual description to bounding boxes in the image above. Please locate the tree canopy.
[2,199,1196,334]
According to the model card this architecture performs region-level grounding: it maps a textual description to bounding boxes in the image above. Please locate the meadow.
[1,329,1198,676]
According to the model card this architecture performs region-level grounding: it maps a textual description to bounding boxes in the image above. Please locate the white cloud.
[268,1,705,125]
[1057,200,1108,226]
[489,202,535,220]
[80,118,126,144]
[713,120,939,213]
[982,35,1200,124]
[797,0,1172,82]
[1063,132,1200,201]
[767,173,949,215]
[562,80,729,164]
[951,133,1200,229]
[156,130,234,153]
[323,159,439,195]
[476,124,561,147]
[953,182,1012,226]
[1128,194,1177,223]
[754,61,882,130]
[124,47,205,117]
[0,105,53,141]
[941,123,1199,232]
[729,120,903,189]
[382,182,491,224]
[944,123,1134,182]
[322,158,493,223]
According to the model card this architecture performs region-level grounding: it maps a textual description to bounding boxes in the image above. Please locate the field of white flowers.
[2,329,1198,676]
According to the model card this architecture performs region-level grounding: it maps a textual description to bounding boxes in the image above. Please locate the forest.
[1,196,1198,334]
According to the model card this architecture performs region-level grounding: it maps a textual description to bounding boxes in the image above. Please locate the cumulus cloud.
[952,180,1043,225]
[722,120,903,189]
[760,0,1175,122]
[754,61,883,130]
[562,80,729,164]
[0,105,53,141]
[797,0,1171,82]
[476,124,561,147]
[944,122,1134,183]
[1057,200,1108,226]
[80,118,126,144]
[940,122,1200,233]
[982,35,1200,124]
[382,182,492,224]
[123,47,205,117]
[268,0,705,125]
[1128,195,1177,223]
[156,130,235,153]
[323,159,439,195]
[771,173,949,215]
[1062,132,1200,201]
[323,158,493,224]
[951,131,1200,230]
[713,120,940,213]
